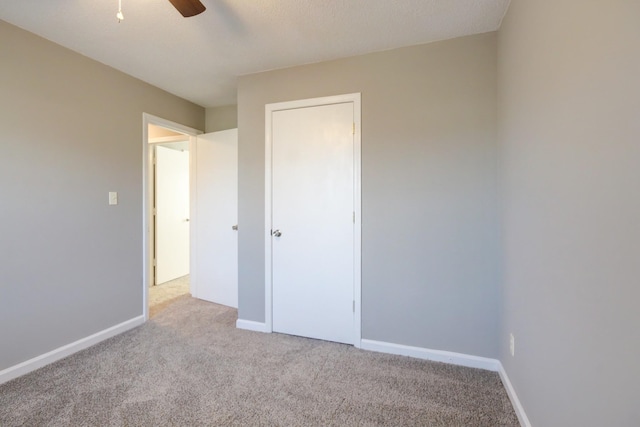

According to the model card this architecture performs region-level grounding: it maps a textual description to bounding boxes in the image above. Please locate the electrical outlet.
[510,333,515,357]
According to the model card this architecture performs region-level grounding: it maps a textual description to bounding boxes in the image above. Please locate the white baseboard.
[236,319,270,333]
[0,315,145,385]
[498,363,531,427]
[360,339,530,426]
[359,339,530,427]
[360,339,501,371]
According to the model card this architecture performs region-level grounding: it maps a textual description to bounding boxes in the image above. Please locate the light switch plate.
[510,333,515,357]
[109,192,118,205]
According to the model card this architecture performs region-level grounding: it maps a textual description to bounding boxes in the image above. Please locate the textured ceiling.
[0,1,510,107]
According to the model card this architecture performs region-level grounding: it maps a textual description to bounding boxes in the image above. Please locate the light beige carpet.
[148,275,190,317]
[0,296,519,426]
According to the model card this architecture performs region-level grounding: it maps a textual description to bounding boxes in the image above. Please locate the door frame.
[142,113,202,321]
[264,93,362,348]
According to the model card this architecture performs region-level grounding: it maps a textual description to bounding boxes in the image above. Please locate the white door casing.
[142,113,202,321]
[193,129,239,308]
[265,94,362,347]
[155,145,190,285]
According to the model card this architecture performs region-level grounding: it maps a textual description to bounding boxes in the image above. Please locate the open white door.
[193,129,238,308]
[155,145,190,284]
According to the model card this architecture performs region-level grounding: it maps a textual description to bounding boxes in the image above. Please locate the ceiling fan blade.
[168,0,206,17]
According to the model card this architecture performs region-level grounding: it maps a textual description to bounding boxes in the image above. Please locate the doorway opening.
[149,126,191,317]
[142,114,201,320]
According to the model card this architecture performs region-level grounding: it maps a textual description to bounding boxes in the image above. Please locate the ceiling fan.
[117,0,205,22]
[168,0,206,17]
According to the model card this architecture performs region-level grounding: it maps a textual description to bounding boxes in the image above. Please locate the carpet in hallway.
[148,274,190,317]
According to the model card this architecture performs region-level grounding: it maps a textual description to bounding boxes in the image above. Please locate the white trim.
[498,363,532,427]
[0,316,144,385]
[264,108,273,332]
[188,135,198,299]
[264,93,362,346]
[236,319,270,333]
[148,135,190,144]
[142,113,202,320]
[360,339,529,426]
[352,95,362,348]
[143,113,201,137]
[360,339,501,372]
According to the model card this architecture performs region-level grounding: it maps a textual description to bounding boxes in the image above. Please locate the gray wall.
[205,105,237,133]
[238,33,501,358]
[498,1,640,425]
[0,20,204,371]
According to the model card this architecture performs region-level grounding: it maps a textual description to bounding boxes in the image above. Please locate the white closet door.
[271,102,355,344]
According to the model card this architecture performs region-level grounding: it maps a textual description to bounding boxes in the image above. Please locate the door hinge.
[353,300,355,313]
[153,208,157,215]
[352,123,355,135]
[353,211,355,223]
[153,258,156,267]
